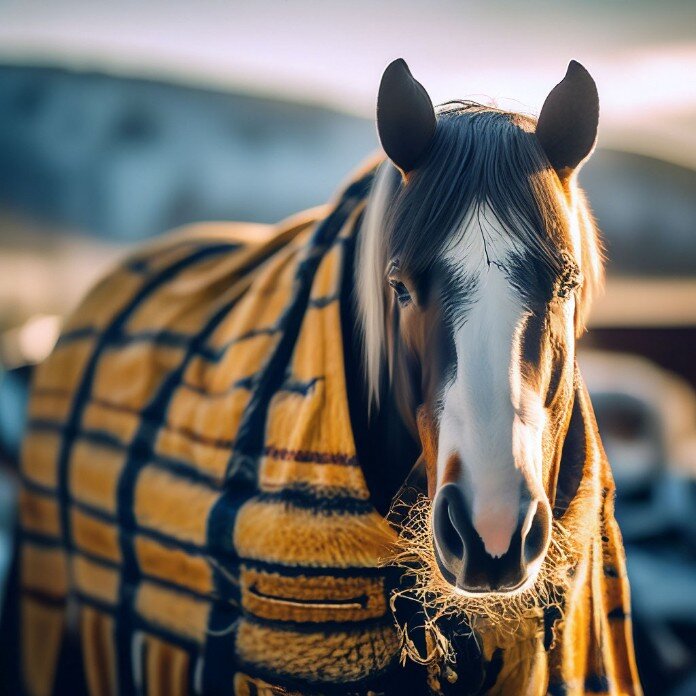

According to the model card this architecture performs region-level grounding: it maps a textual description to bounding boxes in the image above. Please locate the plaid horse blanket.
[16,161,641,695]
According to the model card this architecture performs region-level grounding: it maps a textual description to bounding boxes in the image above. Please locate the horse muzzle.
[431,482,551,594]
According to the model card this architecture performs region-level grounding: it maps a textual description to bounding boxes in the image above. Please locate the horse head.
[357,59,603,595]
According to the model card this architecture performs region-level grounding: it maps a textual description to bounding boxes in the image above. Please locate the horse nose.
[521,497,551,566]
[432,483,551,592]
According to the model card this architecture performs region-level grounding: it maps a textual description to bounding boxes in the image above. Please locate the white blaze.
[436,212,546,558]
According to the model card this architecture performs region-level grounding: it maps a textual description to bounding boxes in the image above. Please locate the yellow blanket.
[17,162,641,695]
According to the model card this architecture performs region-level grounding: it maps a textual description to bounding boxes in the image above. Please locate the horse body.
[15,60,641,695]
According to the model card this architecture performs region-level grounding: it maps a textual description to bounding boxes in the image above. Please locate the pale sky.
[1,0,695,168]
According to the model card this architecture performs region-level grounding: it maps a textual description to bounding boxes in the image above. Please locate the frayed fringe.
[381,495,573,669]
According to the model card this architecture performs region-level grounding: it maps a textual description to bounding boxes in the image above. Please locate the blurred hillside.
[0,64,374,239]
[1,64,694,276]
[580,151,696,277]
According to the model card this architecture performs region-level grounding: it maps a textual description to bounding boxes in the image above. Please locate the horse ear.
[536,61,599,179]
[377,59,436,173]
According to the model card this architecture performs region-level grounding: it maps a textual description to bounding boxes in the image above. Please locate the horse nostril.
[440,502,464,559]
[432,485,468,580]
[522,500,551,564]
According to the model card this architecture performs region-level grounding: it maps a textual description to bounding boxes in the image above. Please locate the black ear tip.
[383,58,410,79]
[566,60,597,90]
[379,59,408,95]
[567,59,585,74]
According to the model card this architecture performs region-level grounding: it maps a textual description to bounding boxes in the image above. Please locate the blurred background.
[0,2,694,693]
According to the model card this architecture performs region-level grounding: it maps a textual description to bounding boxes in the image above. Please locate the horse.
[11,59,642,695]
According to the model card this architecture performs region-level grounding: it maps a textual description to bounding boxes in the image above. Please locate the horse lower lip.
[500,576,528,593]
[455,581,527,596]
[455,573,529,595]
[456,584,489,594]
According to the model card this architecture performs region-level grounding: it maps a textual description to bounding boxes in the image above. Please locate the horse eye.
[388,278,412,306]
